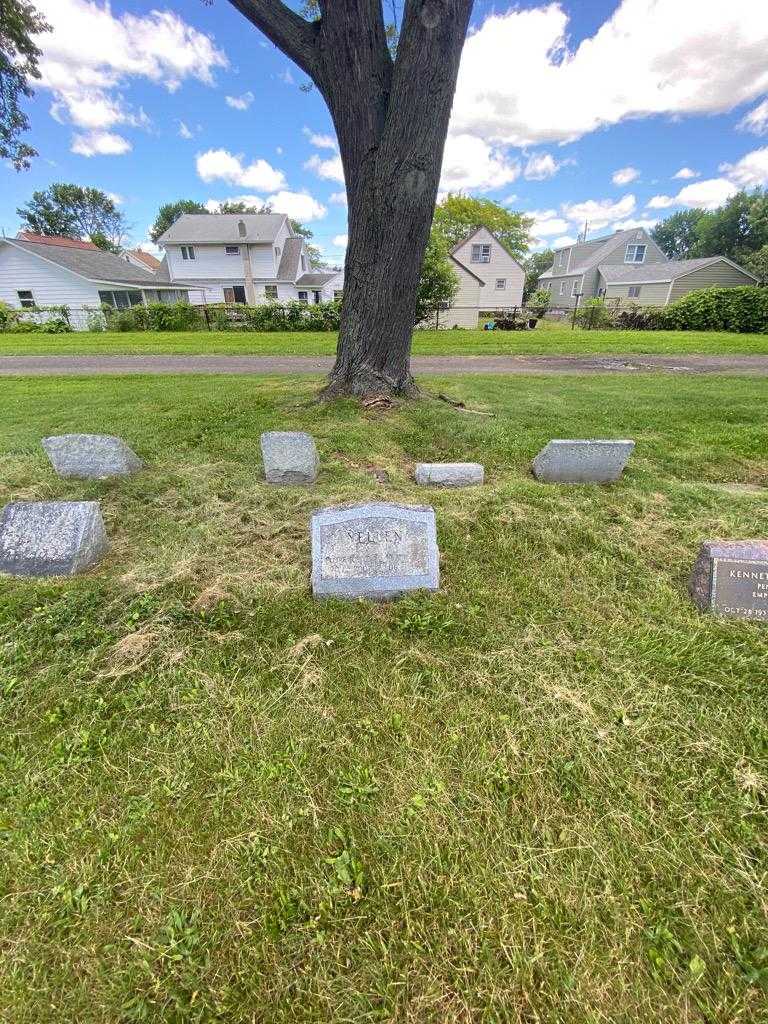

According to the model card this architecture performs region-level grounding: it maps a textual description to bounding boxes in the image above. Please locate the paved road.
[2,353,768,376]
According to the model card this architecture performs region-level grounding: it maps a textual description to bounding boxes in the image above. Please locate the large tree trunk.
[227,0,474,397]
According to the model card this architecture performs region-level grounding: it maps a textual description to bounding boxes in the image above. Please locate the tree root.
[318,366,421,402]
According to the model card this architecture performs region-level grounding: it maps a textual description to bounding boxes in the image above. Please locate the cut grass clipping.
[1,373,767,1022]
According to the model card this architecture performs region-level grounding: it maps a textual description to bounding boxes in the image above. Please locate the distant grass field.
[1,372,768,1021]
[2,318,768,356]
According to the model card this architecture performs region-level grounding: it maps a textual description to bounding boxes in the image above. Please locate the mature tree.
[651,209,705,260]
[522,249,553,301]
[17,184,127,248]
[432,193,532,262]
[743,245,768,284]
[414,236,459,326]
[225,0,474,398]
[694,192,755,261]
[0,0,51,170]
[149,200,209,242]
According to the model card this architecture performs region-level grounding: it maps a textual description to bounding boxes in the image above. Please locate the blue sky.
[2,0,767,260]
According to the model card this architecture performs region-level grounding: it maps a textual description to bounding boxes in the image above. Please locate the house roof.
[276,236,304,280]
[126,248,161,270]
[296,271,340,287]
[17,231,99,250]
[157,213,288,244]
[598,256,757,284]
[539,229,642,279]
[3,238,179,287]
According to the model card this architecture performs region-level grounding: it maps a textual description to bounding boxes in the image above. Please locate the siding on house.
[542,274,583,307]
[0,244,102,308]
[668,260,756,301]
[165,242,276,281]
[451,226,524,307]
[602,281,671,306]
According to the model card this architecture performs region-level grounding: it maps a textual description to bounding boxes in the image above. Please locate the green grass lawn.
[2,318,768,356]
[2,373,768,1021]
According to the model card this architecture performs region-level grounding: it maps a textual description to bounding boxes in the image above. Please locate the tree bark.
[227,0,474,397]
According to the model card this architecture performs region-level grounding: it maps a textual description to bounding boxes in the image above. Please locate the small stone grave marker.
[690,540,768,622]
[260,431,318,484]
[415,462,484,487]
[532,439,635,483]
[0,501,108,577]
[42,434,142,479]
[311,502,439,599]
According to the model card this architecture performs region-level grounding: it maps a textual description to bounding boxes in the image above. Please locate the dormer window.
[625,244,646,264]
[471,243,491,263]
[558,250,568,267]
[181,245,195,260]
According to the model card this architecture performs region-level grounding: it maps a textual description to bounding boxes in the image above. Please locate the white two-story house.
[155,213,343,305]
[443,226,525,327]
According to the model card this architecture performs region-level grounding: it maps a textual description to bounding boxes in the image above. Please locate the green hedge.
[104,300,342,333]
[660,286,768,333]
[0,302,73,333]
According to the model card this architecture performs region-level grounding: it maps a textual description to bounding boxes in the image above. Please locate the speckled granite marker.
[690,540,768,621]
[0,501,108,577]
[415,462,484,487]
[42,434,142,479]
[532,439,635,483]
[260,431,318,484]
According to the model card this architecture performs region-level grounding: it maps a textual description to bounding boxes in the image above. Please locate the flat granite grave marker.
[42,434,142,479]
[0,501,108,577]
[311,502,439,599]
[532,439,635,483]
[260,431,318,485]
[415,462,484,487]
[689,540,768,622]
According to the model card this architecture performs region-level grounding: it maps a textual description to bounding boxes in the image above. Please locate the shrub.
[613,305,668,331]
[207,299,341,332]
[662,286,768,333]
[527,289,551,317]
[574,298,613,329]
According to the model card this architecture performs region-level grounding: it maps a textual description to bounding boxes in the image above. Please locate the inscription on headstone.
[0,501,108,577]
[689,540,768,622]
[311,502,439,599]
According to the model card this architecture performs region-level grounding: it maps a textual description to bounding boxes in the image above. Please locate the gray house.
[538,228,758,307]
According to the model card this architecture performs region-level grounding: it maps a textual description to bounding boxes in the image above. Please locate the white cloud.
[305,153,345,184]
[106,192,124,205]
[612,166,639,185]
[328,191,347,206]
[71,130,131,156]
[197,148,286,191]
[738,98,768,136]
[440,133,519,191]
[676,178,739,209]
[553,235,578,248]
[303,127,337,150]
[562,194,637,231]
[266,190,327,221]
[34,0,227,151]
[451,0,768,147]
[178,121,194,139]
[647,194,677,209]
[720,146,768,188]
[332,234,348,248]
[132,239,162,258]
[673,166,700,179]
[612,217,658,231]
[278,68,295,85]
[529,208,571,239]
[225,91,254,111]
[523,152,565,181]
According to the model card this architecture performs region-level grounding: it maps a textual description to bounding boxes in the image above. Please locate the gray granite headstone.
[415,462,484,487]
[532,439,635,483]
[689,540,768,622]
[0,501,108,577]
[260,431,318,484]
[311,502,439,599]
[42,434,142,479]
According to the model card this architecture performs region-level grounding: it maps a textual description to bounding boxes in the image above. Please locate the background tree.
[17,184,127,249]
[650,209,704,260]
[414,236,459,326]
[522,249,553,301]
[0,0,51,170]
[149,200,209,242]
[225,0,474,398]
[432,193,532,262]
[743,245,768,284]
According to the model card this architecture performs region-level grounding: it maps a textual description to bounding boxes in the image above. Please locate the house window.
[225,245,240,255]
[628,285,642,298]
[98,290,143,309]
[471,243,491,263]
[181,245,196,260]
[264,285,278,300]
[298,290,308,303]
[625,244,646,264]
[495,278,506,289]
[559,281,567,295]
[558,251,567,267]
[223,285,246,304]
[571,280,580,297]
[17,290,35,308]
[333,290,343,300]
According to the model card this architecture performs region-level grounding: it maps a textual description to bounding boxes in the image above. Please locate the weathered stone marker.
[690,540,768,622]
[0,501,108,577]
[260,431,318,484]
[532,439,635,483]
[42,434,142,479]
[311,502,439,599]
[415,462,484,487]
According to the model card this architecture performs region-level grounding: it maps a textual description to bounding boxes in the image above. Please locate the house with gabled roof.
[538,227,758,307]
[155,213,343,306]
